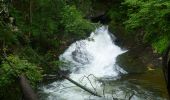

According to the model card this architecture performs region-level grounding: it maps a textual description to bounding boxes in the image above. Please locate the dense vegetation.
[0,0,94,99]
[0,0,169,99]
[108,0,170,53]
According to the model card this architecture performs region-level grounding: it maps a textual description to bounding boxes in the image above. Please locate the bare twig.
[128,92,135,100]
[103,82,106,98]
[79,74,98,93]
[86,75,97,93]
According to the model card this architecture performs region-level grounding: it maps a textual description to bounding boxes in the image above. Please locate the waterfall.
[41,26,127,100]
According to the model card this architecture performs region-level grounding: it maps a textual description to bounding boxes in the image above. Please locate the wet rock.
[116,44,161,74]
[108,22,136,49]
[72,41,93,65]
[72,49,92,65]
[116,51,147,73]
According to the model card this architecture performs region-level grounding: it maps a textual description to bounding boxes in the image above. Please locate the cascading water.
[39,26,166,100]
[40,26,127,100]
[60,26,126,78]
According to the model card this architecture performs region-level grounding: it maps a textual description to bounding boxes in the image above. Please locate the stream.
[39,26,168,100]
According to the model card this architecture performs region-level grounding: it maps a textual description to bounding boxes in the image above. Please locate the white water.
[40,26,127,100]
[39,26,168,100]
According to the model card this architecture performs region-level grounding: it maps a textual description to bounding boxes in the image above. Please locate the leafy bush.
[123,0,170,53]
[0,0,95,99]
[59,5,94,37]
[0,55,42,87]
[0,14,19,45]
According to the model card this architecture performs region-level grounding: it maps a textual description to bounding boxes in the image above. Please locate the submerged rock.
[72,41,93,65]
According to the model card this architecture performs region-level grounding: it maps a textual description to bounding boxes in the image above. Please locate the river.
[39,26,168,100]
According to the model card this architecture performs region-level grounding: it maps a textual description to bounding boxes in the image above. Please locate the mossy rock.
[116,51,147,73]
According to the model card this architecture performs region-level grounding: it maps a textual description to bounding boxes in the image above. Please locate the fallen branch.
[44,73,102,97]
[62,74,102,97]
[128,92,135,100]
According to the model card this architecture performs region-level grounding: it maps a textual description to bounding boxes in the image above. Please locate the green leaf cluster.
[0,55,42,87]
[59,5,94,37]
[0,15,19,45]
[123,0,170,53]
[0,0,95,99]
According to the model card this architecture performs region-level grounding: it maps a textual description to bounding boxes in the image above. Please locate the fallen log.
[2,53,38,100]
[58,72,102,97]
[3,51,101,99]
[44,73,102,97]
[63,75,102,97]
[19,75,38,100]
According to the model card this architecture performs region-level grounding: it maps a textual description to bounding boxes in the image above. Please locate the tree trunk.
[162,43,170,95]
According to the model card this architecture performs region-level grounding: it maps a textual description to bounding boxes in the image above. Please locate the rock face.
[116,44,161,74]
[72,41,93,65]
[116,51,147,73]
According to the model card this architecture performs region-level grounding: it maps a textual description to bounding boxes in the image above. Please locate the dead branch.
[62,74,102,97]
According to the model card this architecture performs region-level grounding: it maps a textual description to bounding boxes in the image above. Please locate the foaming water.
[39,26,166,100]
[40,26,127,100]
[60,26,126,77]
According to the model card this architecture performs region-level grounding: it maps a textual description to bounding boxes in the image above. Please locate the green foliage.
[0,55,42,87]
[0,25,18,45]
[32,0,94,38]
[67,0,93,16]
[123,0,170,53]
[107,0,127,23]
[59,5,94,37]
[18,47,63,74]
[1,0,95,74]
[0,16,19,45]
[0,0,95,99]
[152,35,169,53]
[9,0,94,50]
